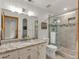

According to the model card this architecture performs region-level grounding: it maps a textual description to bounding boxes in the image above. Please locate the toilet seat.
[47,45,57,49]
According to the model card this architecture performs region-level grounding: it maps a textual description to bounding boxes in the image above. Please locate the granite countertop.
[0,39,46,54]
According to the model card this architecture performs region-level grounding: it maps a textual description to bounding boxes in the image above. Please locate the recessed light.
[64,8,68,11]
[27,11,35,16]
[28,0,32,2]
[8,5,22,13]
[46,4,51,8]
[57,20,61,23]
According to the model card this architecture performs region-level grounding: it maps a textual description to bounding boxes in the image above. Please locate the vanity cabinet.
[19,46,38,59]
[19,43,46,59]
[0,42,46,59]
[37,44,46,59]
[0,51,18,59]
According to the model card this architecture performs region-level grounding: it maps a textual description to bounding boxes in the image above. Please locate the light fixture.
[57,20,61,23]
[28,0,32,2]
[8,5,22,13]
[64,8,68,11]
[46,4,51,8]
[27,11,35,16]
[63,11,76,16]
[8,5,16,12]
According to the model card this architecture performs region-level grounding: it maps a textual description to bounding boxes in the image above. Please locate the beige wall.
[38,17,49,39]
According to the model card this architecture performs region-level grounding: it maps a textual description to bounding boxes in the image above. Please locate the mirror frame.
[1,15,18,40]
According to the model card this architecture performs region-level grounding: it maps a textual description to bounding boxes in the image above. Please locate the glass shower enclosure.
[48,16,58,45]
[48,11,77,59]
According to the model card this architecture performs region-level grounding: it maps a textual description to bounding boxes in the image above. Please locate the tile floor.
[56,55,66,59]
[46,54,66,59]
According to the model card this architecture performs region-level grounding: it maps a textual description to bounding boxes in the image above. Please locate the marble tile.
[56,55,66,59]
[46,54,66,59]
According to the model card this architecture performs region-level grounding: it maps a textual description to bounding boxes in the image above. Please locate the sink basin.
[9,42,32,48]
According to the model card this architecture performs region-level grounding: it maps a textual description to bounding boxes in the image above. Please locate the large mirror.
[1,15,18,40]
[34,20,38,39]
[23,18,27,38]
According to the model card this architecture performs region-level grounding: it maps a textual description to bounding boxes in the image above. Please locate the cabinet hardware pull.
[37,51,40,55]
[27,49,31,51]
[2,55,10,58]
[28,55,31,59]
[41,45,44,47]
[18,57,20,59]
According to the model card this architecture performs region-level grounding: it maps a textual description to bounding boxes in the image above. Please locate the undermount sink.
[9,42,32,48]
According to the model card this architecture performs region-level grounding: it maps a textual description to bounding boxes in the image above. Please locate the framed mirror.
[23,18,27,38]
[1,15,18,40]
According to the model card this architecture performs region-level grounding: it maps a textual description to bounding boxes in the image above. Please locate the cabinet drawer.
[38,43,46,48]
[37,43,46,59]
[0,51,18,59]
[19,46,37,54]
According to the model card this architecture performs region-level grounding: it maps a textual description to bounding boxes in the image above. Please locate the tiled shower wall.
[56,11,77,58]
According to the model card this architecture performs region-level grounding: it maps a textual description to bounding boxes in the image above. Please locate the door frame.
[2,15,18,39]
[76,0,79,59]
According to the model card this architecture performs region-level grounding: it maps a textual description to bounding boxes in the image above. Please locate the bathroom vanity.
[0,40,47,59]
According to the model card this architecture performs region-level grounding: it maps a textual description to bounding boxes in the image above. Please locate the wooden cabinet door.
[31,47,38,59]
[19,46,37,59]
[37,44,46,59]
[19,48,31,59]
[0,51,18,59]
[31,51,37,59]
[19,52,32,59]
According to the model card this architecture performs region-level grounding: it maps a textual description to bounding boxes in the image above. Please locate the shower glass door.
[49,17,58,44]
[49,11,77,59]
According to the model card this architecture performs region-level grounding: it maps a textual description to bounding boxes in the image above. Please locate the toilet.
[46,45,57,58]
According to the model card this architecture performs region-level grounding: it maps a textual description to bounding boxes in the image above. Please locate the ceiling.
[24,0,77,15]
[0,0,77,17]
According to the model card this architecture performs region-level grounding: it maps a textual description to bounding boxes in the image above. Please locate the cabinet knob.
[27,49,31,51]
[28,55,31,59]
[41,45,44,47]
[18,57,20,59]
[37,51,40,55]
